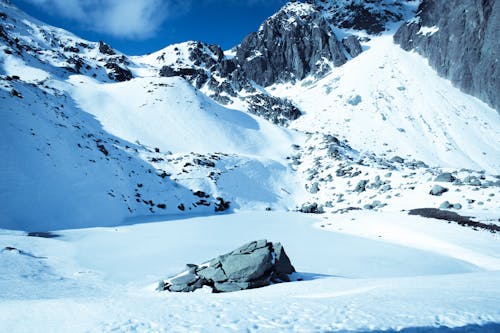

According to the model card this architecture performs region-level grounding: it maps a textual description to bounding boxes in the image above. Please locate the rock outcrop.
[313,0,412,34]
[235,2,347,86]
[105,63,133,82]
[159,240,295,293]
[394,0,499,112]
[155,41,302,125]
[342,35,363,58]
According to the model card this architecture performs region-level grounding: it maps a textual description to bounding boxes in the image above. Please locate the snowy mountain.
[3,0,498,229]
[1,0,500,331]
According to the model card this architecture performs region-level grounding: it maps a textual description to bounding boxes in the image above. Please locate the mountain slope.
[0,1,304,230]
[272,34,500,173]
[1,0,499,231]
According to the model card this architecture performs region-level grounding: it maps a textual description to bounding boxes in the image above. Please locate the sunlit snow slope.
[274,35,500,173]
[0,1,301,230]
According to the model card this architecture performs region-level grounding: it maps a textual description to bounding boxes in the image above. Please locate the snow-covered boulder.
[159,240,295,293]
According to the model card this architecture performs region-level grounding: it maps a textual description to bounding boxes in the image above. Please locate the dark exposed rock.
[0,25,8,41]
[63,45,79,53]
[394,0,499,112]
[159,240,295,293]
[159,66,201,78]
[67,56,84,73]
[235,2,347,86]
[246,94,302,126]
[347,95,362,105]
[98,41,115,55]
[404,160,429,169]
[464,175,482,186]
[354,179,369,193]
[299,202,324,214]
[210,94,231,105]
[193,190,208,198]
[97,144,109,156]
[214,197,230,212]
[10,89,22,98]
[342,35,363,58]
[105,63,133,82]
[193,158,215,168]
[439,201,453,209]
[408,208,500,233]
[221,58,236,74]
[309,182,320,194]
[314,0,407,35]
[27,232,60,238]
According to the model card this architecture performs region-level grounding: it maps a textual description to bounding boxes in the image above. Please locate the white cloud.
[19,0,189,39]
[18,0,286,39]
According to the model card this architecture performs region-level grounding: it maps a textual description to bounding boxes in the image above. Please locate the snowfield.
[272,35,500,173]
[1,212,500,333]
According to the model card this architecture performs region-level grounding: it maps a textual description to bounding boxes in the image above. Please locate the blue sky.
[13,0,287,55]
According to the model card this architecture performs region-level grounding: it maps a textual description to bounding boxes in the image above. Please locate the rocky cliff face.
[233,1,418,87]
[394,0,499,112]
[313,0,415,34]
[235,2,349,86]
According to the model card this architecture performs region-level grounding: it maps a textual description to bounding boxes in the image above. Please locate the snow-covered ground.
[1,211,500,332]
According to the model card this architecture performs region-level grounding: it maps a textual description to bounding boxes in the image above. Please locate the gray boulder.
[435,172,456,183]
[440,201,453,209]
[390,156,405,164]
[309,182,320,194]
[159,240,295,293]
[430,185,449,196]
[299,202,324,214]
[354,179,369,193]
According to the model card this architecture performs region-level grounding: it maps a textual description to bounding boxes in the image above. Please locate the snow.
[2,56,51,82]
[418,25,440,36]
[1,212,500,332]
[67,75,297,159]
[270,35,500,173]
